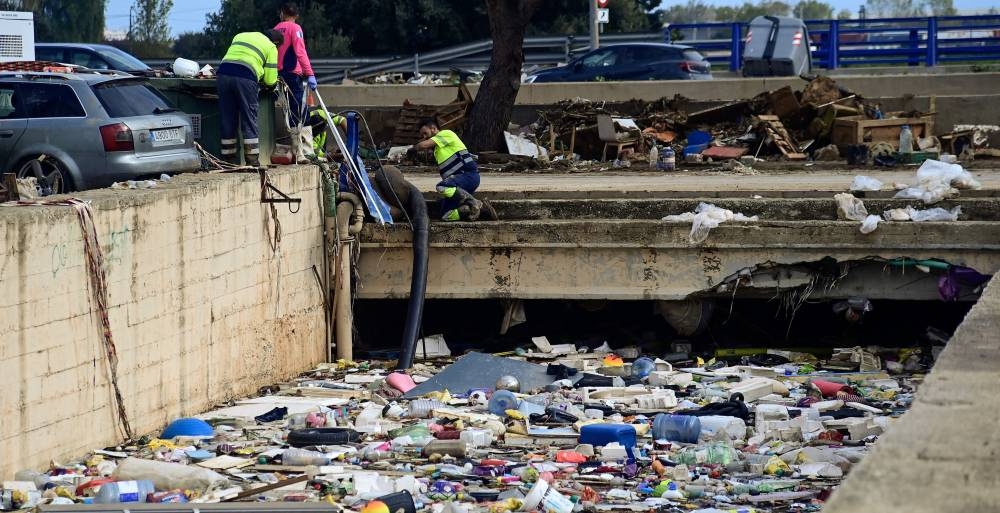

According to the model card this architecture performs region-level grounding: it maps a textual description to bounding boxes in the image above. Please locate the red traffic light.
[597,0,609,7]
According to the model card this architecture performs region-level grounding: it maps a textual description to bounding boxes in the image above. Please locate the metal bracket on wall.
[258,169,302,212]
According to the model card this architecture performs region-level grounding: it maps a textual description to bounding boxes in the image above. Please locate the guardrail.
[147,15,999,82]
[667,14,1000,72]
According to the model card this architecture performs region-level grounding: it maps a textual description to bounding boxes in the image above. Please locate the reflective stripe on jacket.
[221,32,279,86]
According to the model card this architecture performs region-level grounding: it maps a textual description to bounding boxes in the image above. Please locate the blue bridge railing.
[666,14,1000,72]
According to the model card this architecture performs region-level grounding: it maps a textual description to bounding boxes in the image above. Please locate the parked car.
[0,71,200,193]
[525,43,712,83]
[35,43,153,75]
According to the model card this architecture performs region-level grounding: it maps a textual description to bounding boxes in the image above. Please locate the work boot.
[245,154,261,167]
[464,197,483,221]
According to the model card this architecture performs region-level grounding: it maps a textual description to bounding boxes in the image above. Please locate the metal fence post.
[908,28,920,66]
[926,16,938,66]
[828,19,840,69]
[730,22,742,72]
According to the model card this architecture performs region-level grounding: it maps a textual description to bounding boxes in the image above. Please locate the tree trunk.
[464,0,543,153]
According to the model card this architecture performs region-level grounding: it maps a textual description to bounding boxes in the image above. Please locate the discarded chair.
[597,115,638,162]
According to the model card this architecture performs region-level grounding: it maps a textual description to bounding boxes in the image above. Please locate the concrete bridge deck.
[357,169,1000,301]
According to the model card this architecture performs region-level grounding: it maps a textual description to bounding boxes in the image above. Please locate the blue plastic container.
[652,414,701,444]
[161,418,214,439]
[579,423,637,456]
[631,357,656,378]
[488,390,519,417]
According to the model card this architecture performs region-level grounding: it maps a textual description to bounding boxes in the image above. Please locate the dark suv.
[526,43,712,83]
[0,71,199,193]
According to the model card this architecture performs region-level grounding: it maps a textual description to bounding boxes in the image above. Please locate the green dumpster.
[150,78,281,165]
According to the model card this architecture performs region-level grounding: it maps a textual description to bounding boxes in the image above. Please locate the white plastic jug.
[173,58,199,78]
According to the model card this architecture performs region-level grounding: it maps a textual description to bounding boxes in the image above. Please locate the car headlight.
[524,75,538,84]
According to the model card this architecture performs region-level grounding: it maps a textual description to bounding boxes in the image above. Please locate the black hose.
[372,165,429,370]
[397,180,429,370]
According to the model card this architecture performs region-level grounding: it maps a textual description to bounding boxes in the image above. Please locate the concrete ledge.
[323,72,1000,107]
[824,274,1000,513]
[0,166,327,478]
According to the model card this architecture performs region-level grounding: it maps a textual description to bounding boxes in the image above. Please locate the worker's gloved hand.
[307,76,318,90]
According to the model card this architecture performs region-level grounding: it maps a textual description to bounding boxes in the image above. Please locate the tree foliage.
[657,0,798,24]
[0,0,106,42]
[793,0,833,19]
[866,0,955,17]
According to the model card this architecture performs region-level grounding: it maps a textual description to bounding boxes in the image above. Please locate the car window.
[0,83,25,119]
[631,47,671,63]
[35,47,64,63]
[581,48,619,68]
[96,47,150,71]
[683,50,705,61]
[93,80,173,117]
[68,49,109,70]
[22,83,85,118]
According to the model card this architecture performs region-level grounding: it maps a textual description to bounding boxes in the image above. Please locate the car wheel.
[17,157,73,196]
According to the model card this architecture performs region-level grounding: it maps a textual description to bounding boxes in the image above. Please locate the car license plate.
[151,127,183,144]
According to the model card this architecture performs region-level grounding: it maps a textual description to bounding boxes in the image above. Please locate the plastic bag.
[894,160,981,204]
[905,205,962,222]
[663,203,758,244]
[883,208,911,222]
[849,175,883,192]
[834,193,868,221]
[113,458,228,492]
[859,215,881,234]
[915,159,981,190]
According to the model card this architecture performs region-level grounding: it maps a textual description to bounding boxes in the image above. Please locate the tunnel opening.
[354,295,974,370]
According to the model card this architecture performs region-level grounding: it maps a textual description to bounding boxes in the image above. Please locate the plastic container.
[658,147,676,171]
[172,58,199,78]
[631,357,656,378]
[699,415,747,440]
[161,418,214,439]
[14,470,52,490]
[488,390,519,416]
[899,125,914,154]
[355,407,384,434]
[460,428,492,448]
[375,490,416,513]
[281,448,330,466]
[579,424,637,457]
[386,372,417,393]
[652,414,701,444]
[407,399,443,419]
[649,145,659,169]
[421,439,469,458]
[94,480,155,504]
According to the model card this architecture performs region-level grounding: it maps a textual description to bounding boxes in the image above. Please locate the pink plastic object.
[812,380,851,398]
[306,412,326,428]
[386,372,417,393]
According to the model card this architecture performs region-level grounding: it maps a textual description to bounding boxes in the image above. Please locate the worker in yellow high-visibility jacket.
[411,118,482,221]
[306,106,347,160]
[217,30,283,166]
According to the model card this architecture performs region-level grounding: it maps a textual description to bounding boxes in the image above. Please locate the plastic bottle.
[281,448,330,466]
[649,145,659,169]
[407,399,443,419]
[658,146,676,171]
[631,357,656,379]
[652,414,701,444]
[94,480,155,504]
[899,125,913,154]
[698,415,747,440]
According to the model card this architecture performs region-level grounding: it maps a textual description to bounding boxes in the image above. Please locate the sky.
[104,0,997,37]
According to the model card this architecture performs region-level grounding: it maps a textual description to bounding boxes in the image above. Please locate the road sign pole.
[590,0,600,50]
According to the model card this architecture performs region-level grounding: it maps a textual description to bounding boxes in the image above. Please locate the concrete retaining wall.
[0,167,327,479]
[323,72,1000,107]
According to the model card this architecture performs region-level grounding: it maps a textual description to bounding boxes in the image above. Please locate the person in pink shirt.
[274,2,315,126]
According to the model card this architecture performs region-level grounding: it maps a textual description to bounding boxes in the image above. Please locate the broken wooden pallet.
[392,83,473,146]
[755,115,807,160]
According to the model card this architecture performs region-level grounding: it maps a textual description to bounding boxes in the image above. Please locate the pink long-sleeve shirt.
[274,20,314,77]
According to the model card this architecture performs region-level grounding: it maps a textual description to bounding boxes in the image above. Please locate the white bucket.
[173,58,199,78]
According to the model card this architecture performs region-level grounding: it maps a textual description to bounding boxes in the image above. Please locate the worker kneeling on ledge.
[412,118,482,221]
